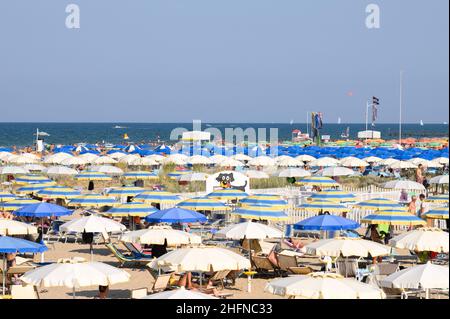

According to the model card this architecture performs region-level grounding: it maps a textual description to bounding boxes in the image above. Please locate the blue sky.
[0,0,448,123]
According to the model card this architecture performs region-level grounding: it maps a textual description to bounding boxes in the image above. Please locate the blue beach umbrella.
[145,207,207,223]
[13,202,73,218]
[293,214,360,231]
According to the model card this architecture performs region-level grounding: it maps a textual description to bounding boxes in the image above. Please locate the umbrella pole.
[73,286,76,299]
[40,219,45,263]
[2,254,6,296]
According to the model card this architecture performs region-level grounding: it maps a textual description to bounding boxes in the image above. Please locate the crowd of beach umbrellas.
[0,143,448,299]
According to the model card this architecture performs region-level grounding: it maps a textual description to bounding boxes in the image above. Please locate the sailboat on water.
[340,126,350,139]
[337,117,341,125]
[420,120,424,126]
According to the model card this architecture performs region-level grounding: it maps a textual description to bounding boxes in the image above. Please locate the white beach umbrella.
[243,170,270,179]
[91,165,124,176]
[363,156,383,163]
[339,157,369,167]
[265,273,385,299]
[389,161,417,169]
[423,160,443,168]
[108,152,127,160]
[380,262,449,291]
[320,167,355,177]
[295,155,316,162]
[383,180,425,191]
[215,221,282,240]
[429,175,449,184]
[141,286,217,299]
[408,158,429,166]
[162,155,187,165]
[0,219,38,236]
[380,158,399,166]
[274,155,293,162]
[277,157,304,167]
[130,157,159,166]
[187,155,212,165]
[217,158,244,167]
[145,154,166,163]
[0,152,13,161]
[148,247,251,272]
[118,154,141,165]
[23,164,46,172]
[389,227,449,253]
[45,165,79,177]
[0,166,29,175]
[120,225,201,246]
[43,152,73,164]
[60,215,126,233]
[93,156,118,165]
[431,157,449,165]
[209,154,228,164]
[6,154,39,165]
[77,153,99,163]
[20,258,130,297]
[248,156,276,167]
[278,168,311,178]
[309,157,339,167]
[61,157,88,166]
[178,172,210,182]
[305,237,390,258]
[232,154,252,162]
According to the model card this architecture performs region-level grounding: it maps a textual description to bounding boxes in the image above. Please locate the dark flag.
[372,96,379,126]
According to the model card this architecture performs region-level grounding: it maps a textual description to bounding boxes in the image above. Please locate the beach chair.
[123,242,152,258]
[335,259,359,278]
[149,273,172,293]
[105,242,153,267]
[288,266,313,275]
[10,285,39,299]
[276,253,300,275]
[252,255,279,277]
[208,270,231,289]
[130,287,148,299]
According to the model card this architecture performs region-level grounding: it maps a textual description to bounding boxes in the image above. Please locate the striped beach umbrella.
[425,207,449,220]
[296,176,340,188]
[240,194,288,208]
[177,197,231,212]
[104,202,158,217]
[15,182,58,195]
[361,209,426,226]
[232,205,288,221]
[123,171,159,180]
[74,171,112,181]
[107,186,146,197]
[309,190,356,203]
[0,198,41,211]
[0,192,15,203]
[134,191,181,204]
[14,175,53,185]
[68,194,118,208]
[426,195,449,204]
[167,170,192,180]
[354,198,404,211]
[36,186,82,200]
[207,188,249,201]
[297,200,349,213]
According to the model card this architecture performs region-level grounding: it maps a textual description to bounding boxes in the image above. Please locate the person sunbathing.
[177,272,220,297]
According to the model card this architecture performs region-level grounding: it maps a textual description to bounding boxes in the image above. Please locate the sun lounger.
[10,285,39,299]
[276,253,301,275]
[105,242,153,267]
[130,287,148,299]
[150,273,172,293]
[335,259,359,278]
[252,255,279,277]
[208,270,231,289]
[123,242,152,258]
[288,266,313,275]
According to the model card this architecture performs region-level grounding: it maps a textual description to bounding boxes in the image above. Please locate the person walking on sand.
[416,164,424,184]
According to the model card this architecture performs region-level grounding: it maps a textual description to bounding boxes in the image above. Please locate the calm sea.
[0,123,448,147]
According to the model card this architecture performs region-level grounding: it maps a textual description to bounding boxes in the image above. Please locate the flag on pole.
[372,96,379,126]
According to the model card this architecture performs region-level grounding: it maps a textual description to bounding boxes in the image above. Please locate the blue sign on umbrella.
[293,214,360,231]
[145,207,207,223]
[13,202,73,218]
